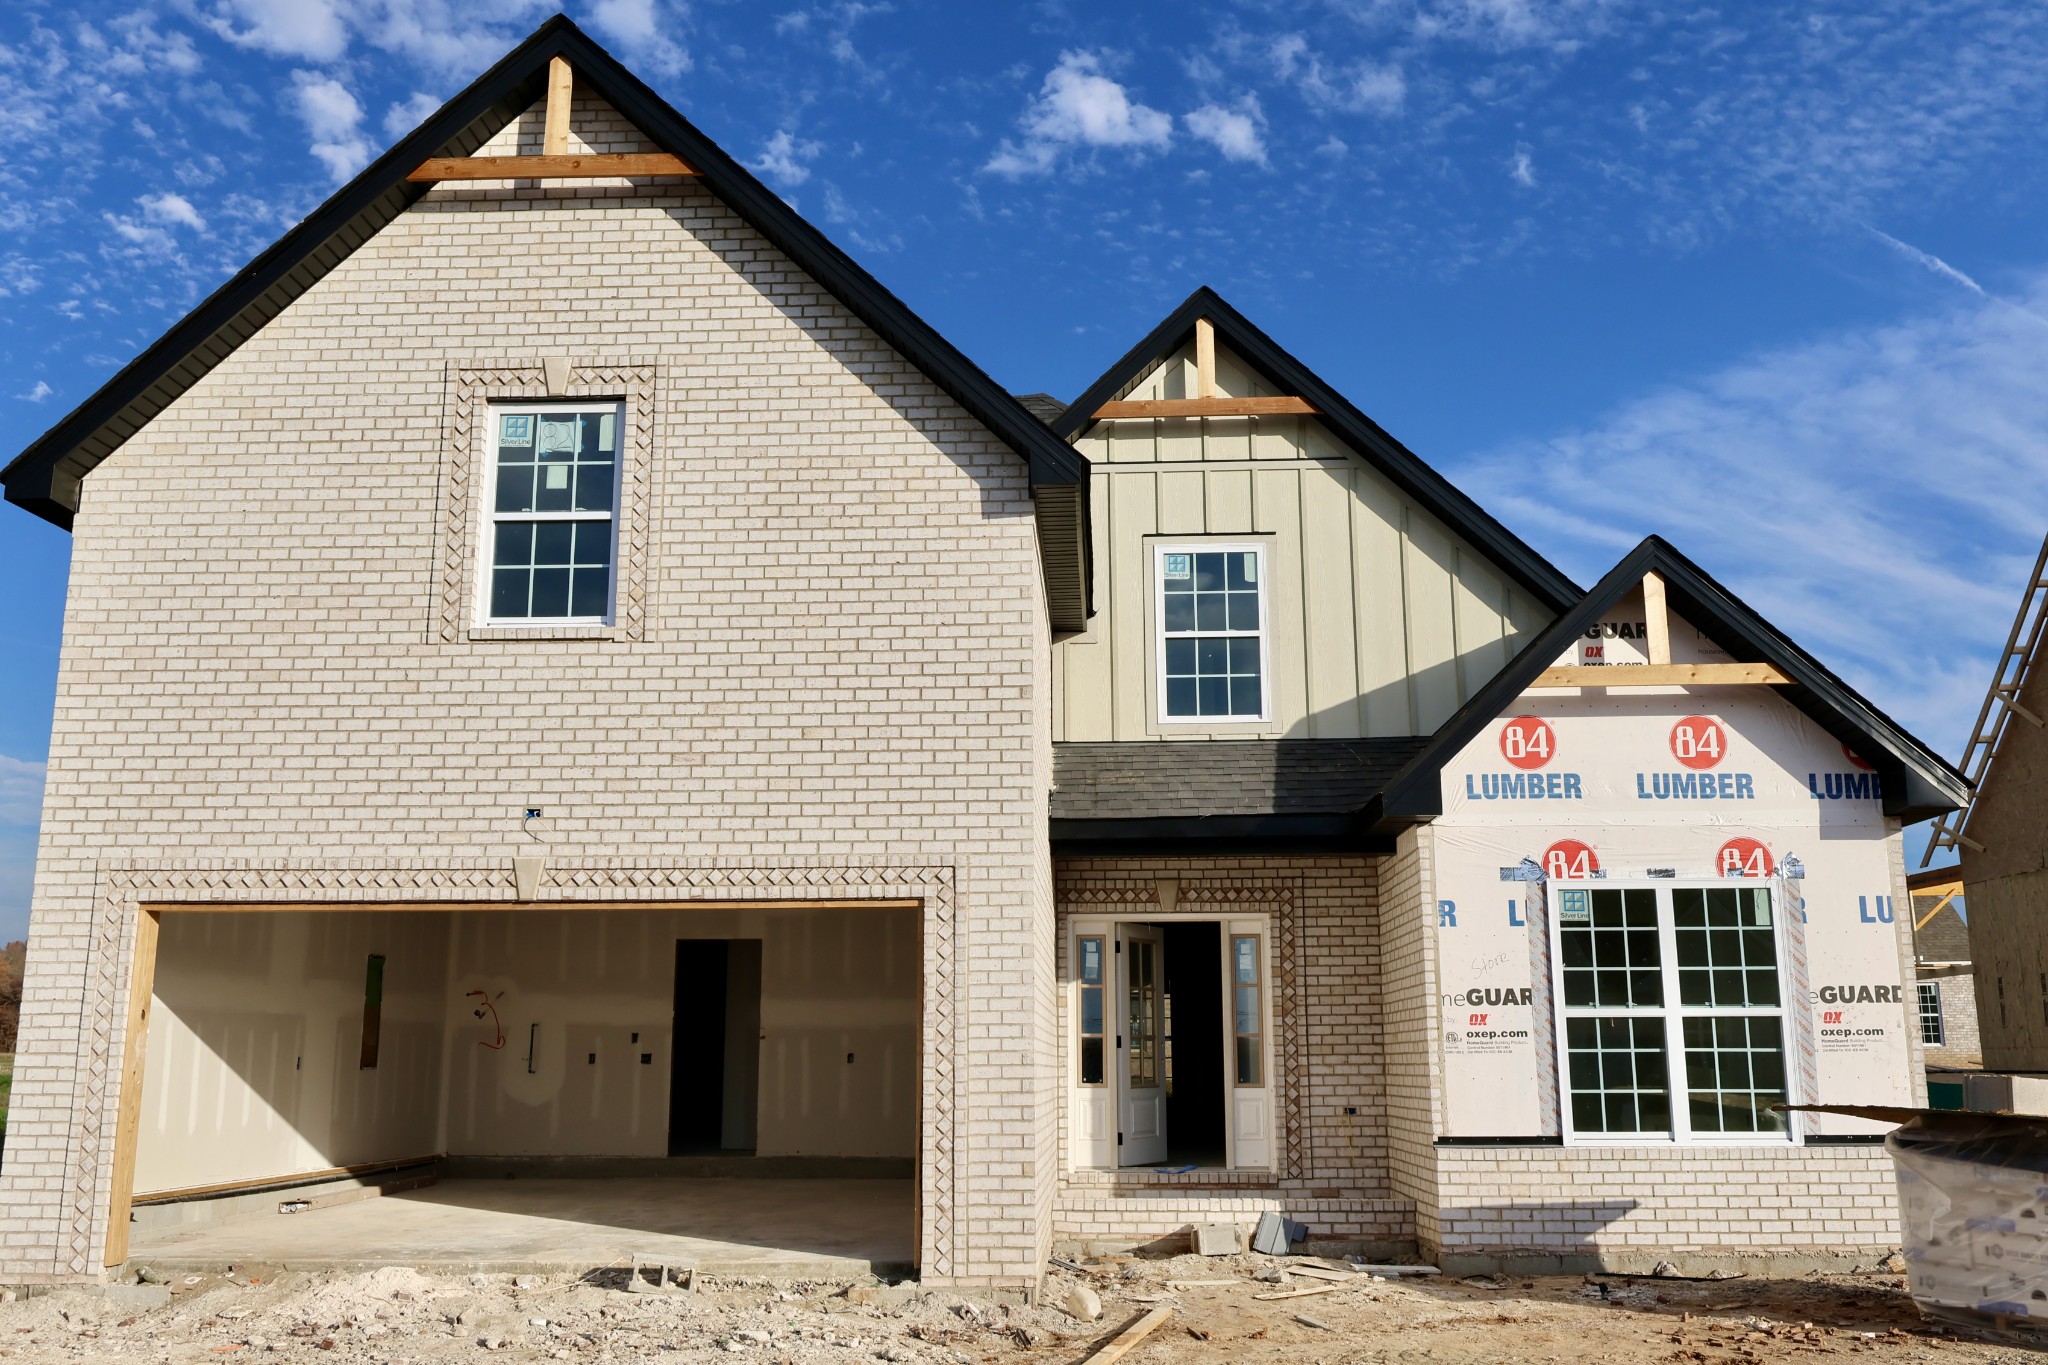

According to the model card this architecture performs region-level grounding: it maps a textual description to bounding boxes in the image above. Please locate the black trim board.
[4,14,1087,533]
[1052,818,1398,857]
[1054,287,1582,616]
[1361,535,1971,829]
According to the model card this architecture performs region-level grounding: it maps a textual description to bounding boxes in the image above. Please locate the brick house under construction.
[0,18,1967,1291]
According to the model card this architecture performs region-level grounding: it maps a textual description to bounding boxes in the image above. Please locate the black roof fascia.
[1051,815,1396,857]
[1361,535,1971,830]
[5,15,1085,530]
[1052,287,1581,615]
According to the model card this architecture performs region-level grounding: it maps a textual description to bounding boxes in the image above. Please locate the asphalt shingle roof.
[1051,738,1432,822]
[1913,900,1972,964]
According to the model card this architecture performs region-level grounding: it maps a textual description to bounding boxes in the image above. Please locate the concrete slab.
[127,1178,914,1279]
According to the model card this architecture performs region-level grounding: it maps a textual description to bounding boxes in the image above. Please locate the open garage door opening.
[116,903,921,1279]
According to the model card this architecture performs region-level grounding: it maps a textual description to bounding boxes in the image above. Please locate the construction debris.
[1078,1305,1171,1364]
[1191,1223,1239,1256]
[1249,1212,1305,1256]
[0,1250,2007,1365]
[1061,1283,1102,1322]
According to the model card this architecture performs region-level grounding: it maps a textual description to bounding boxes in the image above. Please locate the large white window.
[484,403,622,624]
[1155,543,1268,722]
[1552,883,1792,1144]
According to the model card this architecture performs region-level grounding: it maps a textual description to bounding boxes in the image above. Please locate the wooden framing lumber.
[1529,662,1793,689]
[130,1154,443,1206]
[408,154,699,181]
[1642,571,1672,665]
[1194,316,1217,399]
[105,907,160,1266]
[1081,1307,1172,1363]
[1092,396,1318,420]
[543,56,573,155]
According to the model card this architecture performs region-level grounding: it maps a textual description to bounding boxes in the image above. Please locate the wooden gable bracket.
[408,57,700,182]
[1530,571,1795,688]
[1091,316,1321,420]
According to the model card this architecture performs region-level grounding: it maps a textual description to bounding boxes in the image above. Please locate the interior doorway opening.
[1160,921,1224,1168]
[669,939,762,1155]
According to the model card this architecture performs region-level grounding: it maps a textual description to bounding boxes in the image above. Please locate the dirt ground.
[0,1250,2041,1365]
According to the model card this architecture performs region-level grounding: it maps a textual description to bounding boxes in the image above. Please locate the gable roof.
[1360,535,1971,830]
[2,16,1090,621]
[1053,286,1582,616]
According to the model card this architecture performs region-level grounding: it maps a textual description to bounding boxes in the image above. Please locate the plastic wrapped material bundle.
[1889,1112,2048,1337]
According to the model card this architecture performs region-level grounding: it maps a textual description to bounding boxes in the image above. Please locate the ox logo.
[1469,1013,1489,1026]
[1824,1011,1844,1024]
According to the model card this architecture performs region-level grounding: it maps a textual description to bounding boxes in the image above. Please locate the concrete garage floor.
[128,1178,916,1279]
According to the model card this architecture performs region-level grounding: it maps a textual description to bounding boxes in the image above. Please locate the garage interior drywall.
[133,904,920,1194]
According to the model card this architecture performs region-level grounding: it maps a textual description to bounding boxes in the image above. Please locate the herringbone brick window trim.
[437,361,657,643]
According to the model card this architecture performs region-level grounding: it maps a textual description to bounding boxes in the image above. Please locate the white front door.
[1118,924,1168,1166]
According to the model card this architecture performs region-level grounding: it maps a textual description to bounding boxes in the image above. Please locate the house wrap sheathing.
[0,17,1966,1289]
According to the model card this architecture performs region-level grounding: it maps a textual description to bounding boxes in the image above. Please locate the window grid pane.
[1674,888,1779,1007]
[1682,1015,1788,1133]
[1161,549,1263,719]
[1565,1015,1670,1134]
[1918,980,1945,1046]
[1560,889,1662,1008]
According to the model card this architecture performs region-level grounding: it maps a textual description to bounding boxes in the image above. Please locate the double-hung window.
[1553,883,1791,1143]
[485,403,622,624]
[1156,543,1267,722]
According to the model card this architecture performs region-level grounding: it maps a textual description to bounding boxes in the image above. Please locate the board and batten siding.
[1053,341,1550,741]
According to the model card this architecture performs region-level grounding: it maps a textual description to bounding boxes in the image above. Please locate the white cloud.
[139,192,207,232]
[588,0,692,74]
[1866,227,1986,297]
[984,51,1172,177]
[1185,97,1267,165]
[1508,143,1536,187]
[17,381,51,403]
[204,0,351,62]
[289,71,373,182]
[1455,275,2048,763]
[753,130,823,187]
[1272,35,1406,116]
[383,91,443,139]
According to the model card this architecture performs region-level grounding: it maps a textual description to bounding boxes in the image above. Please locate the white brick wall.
[1,95,1053,1286]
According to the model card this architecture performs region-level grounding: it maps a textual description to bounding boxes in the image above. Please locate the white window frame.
[480,400,625,628]
[1152,541,1271,726]
[1550,879,1798,1147]
[1917,979,1946,1047]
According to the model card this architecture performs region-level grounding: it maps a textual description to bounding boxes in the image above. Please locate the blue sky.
[4,0,2047,939]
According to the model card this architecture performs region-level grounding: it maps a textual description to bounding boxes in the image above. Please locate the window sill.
[466,624,623,643]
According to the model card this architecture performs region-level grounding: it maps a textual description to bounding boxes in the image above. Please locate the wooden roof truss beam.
[1528,572,1793,688]
[1091,315,1320,420]
[408,57,700,182]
